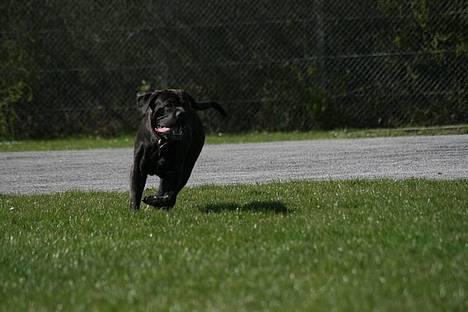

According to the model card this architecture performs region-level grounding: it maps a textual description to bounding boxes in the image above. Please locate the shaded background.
[1,0,467,138]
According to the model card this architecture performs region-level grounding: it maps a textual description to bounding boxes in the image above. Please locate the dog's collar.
[158,136,169,150]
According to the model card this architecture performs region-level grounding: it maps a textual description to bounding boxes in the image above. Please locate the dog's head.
[137,89,191,140]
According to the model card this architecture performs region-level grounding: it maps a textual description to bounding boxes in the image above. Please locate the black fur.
[129,89,226,210]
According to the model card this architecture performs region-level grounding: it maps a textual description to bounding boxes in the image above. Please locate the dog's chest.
[142,146,175,175]
[140,145,160,174]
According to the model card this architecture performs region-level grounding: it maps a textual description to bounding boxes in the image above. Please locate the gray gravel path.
[1,135,467,195]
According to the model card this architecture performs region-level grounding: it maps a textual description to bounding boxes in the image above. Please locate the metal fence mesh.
[1,0,467,138]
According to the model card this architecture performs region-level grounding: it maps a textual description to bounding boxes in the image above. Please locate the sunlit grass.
[1,179,467,311]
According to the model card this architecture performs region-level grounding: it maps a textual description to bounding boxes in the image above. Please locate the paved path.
[1,135,467,195]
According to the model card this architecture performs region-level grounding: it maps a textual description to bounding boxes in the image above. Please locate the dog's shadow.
[201,200,291,215]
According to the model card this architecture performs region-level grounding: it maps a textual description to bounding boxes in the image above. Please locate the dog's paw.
[142,195,163,206]
[142,195,175,209]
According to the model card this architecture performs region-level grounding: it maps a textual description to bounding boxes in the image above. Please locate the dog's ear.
[136,91,161,113]
[136,92,153,113]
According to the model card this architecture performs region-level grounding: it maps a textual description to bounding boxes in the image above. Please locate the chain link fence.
[1,0,467,138]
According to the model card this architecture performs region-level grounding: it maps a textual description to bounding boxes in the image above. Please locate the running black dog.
[130,89,226,210]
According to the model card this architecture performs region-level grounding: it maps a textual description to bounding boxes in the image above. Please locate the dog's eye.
[154,107,165,116]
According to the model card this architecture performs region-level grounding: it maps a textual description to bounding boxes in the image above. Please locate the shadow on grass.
[202,200,291,215]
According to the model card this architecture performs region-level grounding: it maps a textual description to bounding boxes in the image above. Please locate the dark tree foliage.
[1,0,466,138]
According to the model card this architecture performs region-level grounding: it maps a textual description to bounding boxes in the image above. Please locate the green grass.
[1,125,467,152]
[1,180,467,311]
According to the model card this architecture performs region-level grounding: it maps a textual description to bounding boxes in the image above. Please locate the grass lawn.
[1,180,467,311]
[1,125,467,152]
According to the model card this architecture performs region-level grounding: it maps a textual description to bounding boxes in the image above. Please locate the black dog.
[130,89,226,210]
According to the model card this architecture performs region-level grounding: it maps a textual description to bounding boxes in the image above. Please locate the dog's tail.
[192,101,227,117]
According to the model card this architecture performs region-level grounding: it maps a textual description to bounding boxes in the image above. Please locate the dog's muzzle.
[154,125,184,143]
[153,109,185,145]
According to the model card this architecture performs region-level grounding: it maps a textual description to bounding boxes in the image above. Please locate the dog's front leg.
[130,166,147,210]
[129,151,147,210]
[143,170,181,209]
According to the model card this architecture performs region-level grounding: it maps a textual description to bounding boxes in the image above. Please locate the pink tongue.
[155,127,171,134]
